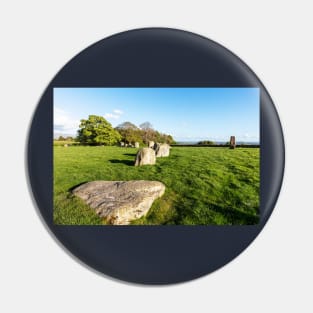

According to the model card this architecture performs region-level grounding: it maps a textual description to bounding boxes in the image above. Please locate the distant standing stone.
[134,147,156,166]
[230,136,236,149]
[148,141,155,148]
[134,142,139,148]
[64,144,68,147]
[72,180,166,225]
[120,142,125,147]
[155,143,170,157]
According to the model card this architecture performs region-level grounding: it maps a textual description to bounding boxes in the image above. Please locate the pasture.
[54,146,260,225]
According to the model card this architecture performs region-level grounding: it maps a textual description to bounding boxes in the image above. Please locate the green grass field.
[53,140,79,146]
[54,146,260,225]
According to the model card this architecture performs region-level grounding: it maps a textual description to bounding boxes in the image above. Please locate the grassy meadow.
[54,145,260,225]
[53,140,79,146]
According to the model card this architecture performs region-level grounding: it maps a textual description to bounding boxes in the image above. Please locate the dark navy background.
[27,28,284,284]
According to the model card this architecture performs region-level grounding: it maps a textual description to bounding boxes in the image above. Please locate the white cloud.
[241,133,259,141]
[54,107,79,135]
[104,113,120,119]
[113,109,123,115]
[104,109,124,120]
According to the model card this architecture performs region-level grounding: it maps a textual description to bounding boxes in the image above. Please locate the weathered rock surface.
[134,147,156,166]
[148,141,155,148]
[134,142,139,148]
[155,143,170,157]
[72,180,165,225]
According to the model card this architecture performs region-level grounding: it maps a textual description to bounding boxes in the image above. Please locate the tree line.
[115,121,175,145]
[56,115,175,146]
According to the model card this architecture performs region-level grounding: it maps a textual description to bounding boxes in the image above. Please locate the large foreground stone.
[72,180,165,225]
[134,147,156,166]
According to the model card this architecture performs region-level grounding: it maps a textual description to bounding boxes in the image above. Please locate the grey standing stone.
[148,141,155,148]
[155,143,170,157]
[134,147,156,166]
[134,142,139,148]
[230,136,236,149]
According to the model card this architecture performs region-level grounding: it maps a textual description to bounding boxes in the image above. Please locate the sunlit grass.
[54,146,259,225]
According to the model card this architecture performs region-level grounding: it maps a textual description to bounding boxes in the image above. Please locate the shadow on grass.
[208,203,259,225]
[68,181,90,192]
[109,159,134,166]
[172,199,259,225]
[123,153,137,157]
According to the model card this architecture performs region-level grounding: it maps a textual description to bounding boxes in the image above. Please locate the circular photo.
[28,28,284,284]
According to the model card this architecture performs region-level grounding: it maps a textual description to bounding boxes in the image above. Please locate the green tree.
[164,134,176,144]
[116,121,138,130]
[117,128,143,145]
[77,115,121,145]
[139,121,153,130]
[139,121,154,144]
[115,121,142,144]
[114,120,176,145]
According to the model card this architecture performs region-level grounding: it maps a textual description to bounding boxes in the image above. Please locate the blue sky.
[54,87,259,142]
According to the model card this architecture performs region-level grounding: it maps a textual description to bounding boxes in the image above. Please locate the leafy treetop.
[115,121,139,130]
[78,115,121,145]
[139,121,153,130]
